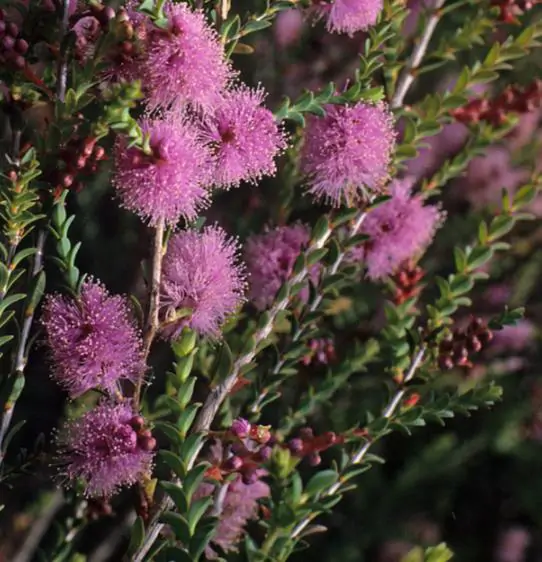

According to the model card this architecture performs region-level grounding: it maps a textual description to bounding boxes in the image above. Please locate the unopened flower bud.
[2,35,14,50]
[438,355,454,371]
[230,417,250,438]
[466,335,482,353]
[138,435,157,451]
[308,452,321,466]
[12,55,25,69]
[299,427,314,440]
[225,456,243,471]
[288,438,304,455]
[61,173,74,188]
[15,38,28,54]
[258,446,272,461]
[129,415,145,431]
[6,22,18,37]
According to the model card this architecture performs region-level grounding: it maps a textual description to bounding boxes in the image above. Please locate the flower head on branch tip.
[113,115,212,225]
[57,402,155,498]
[202,86,287,189]
[300,102,396,206]
[141,1,233,111]
[349,178,443,280]
[244,223,319,310]
[193,439,270,556]
[320,0,383,35]
[41,279,144,398]
[160,226,246,339]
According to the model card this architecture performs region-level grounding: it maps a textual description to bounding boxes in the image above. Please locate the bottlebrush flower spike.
[202,87,287,188]
[244,223,317,310]
[142,1,233,111]
[160,226,246,339]
[41,280,144,398]
[113,116,212,226]
[301,102,395,205]
[323,0,383,35]
[353,178,443,279]
[58,402,155,498]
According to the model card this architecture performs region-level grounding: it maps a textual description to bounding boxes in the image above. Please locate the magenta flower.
[354,178,443,279]
[301,102,395,205]
[160,226,246,339]
[113,116,212,226]
[142,2,232,110]
[58,402,154,498]
[203,87,287,188]
[490,320,535,355]
[42,280,144,398]
[196,472,270,557]
[460,147,528,209]
[323,0,383,35]
[244,223,317,310]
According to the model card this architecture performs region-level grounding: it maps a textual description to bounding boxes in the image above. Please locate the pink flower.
[323,0,383,35]
[490,320,535,354]
[355,178,443,279]
[274,9,305,48]
[203,87,286,188]
[460,146,528,209]
[141,2,232,110]
[58,402,154,498]
[196,473,269,557]
[160,226,246,338]
[301,102,395,205]
[244,223,317,310]
[495,527,530,562]
[41,280,144,398]
[113,116,212,226]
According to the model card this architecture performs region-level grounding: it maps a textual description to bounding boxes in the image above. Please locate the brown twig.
[134,218,165,405]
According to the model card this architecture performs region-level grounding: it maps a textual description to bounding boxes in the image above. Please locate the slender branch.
[289,346,426,540]
[192,221,334,434]
[0,230,46,466]
[88,511,136,562]
[134,218,165,405]
[390,0,446,109]
[12,489,65,562]
[132,218,336,562]
[56,0,71,102]
[249,210,370,416]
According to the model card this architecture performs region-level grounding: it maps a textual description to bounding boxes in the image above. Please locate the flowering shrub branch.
[1,0,541,560]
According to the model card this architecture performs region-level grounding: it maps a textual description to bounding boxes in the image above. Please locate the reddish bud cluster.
[107,8,139,68]
[287,427,344,466]
[438,317,493,371]
[71,4,116,62]
[452,81,542,127]
[0,10,29,70]
[52,137,106,193]
[128,415,157,452]
[206,419,274,484]
[491,0,541,23]
[301,338,336,366]
[392,262,424,305]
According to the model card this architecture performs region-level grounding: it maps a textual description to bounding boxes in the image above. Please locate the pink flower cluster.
[301,102,396,205]
[42,280,155,498]
[349,178,443,279]
[160,226,246,339]
[112,1,286,227]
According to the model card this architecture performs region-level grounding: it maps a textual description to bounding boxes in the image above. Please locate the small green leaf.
[305,469,338,497]
[127,516,145,556]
